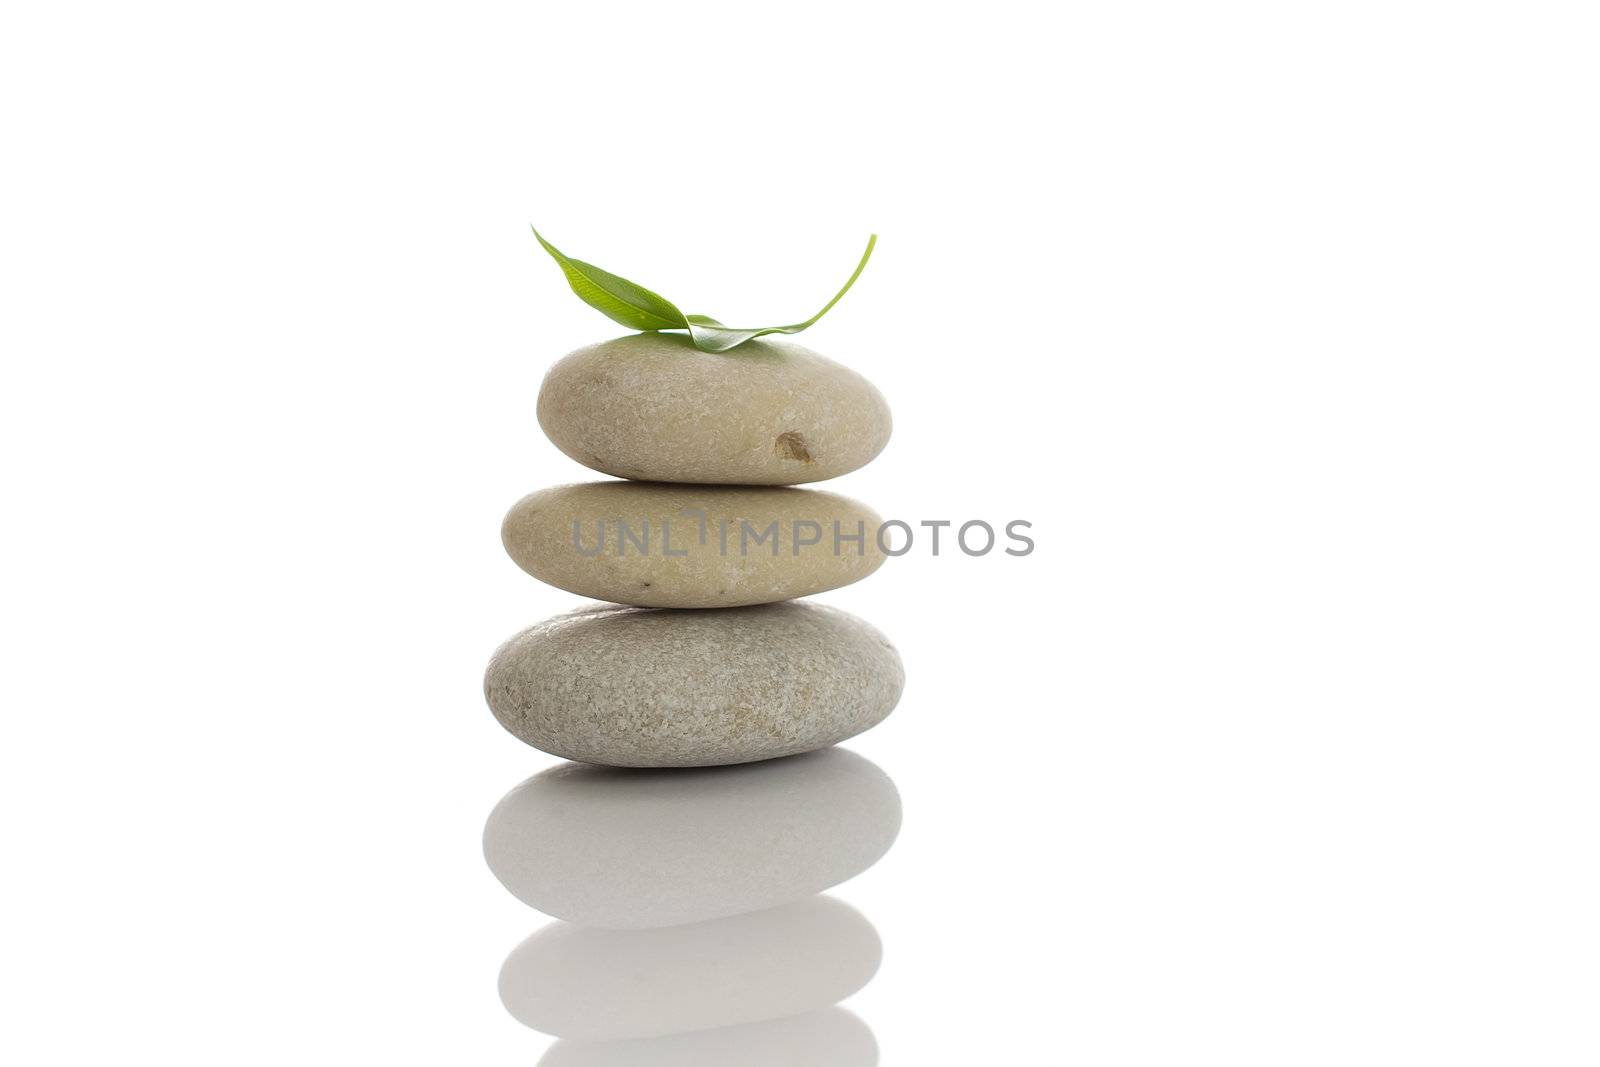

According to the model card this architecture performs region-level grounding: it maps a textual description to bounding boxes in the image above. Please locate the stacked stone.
[484,331,903,768]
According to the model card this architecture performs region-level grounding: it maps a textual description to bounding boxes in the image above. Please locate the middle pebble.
[502,481,886,608]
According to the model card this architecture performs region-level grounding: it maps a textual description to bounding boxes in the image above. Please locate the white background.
[3,1,1598,1063]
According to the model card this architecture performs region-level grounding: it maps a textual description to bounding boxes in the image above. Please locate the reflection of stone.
[483,748,901,928]
[538,1006,878,1067]
[499,896,881,1041]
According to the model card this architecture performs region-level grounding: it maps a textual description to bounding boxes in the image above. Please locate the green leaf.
[531,228,877,353]
[532,227,687,332]
[683,235,877,353]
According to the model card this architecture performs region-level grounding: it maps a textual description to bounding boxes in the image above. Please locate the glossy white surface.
[537,1007,878,1067]
[499,896,881,1040]
[6,3,1600,1064]
[484,749,901,928]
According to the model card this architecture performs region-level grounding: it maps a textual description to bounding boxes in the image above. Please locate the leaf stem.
[795,233,877,329]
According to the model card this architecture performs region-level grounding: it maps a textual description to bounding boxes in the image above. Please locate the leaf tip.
[530,225,559,255]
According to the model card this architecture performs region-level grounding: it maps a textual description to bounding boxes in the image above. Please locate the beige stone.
[483,602,904,767]
[536,333,892,485]
[501,481,885,608]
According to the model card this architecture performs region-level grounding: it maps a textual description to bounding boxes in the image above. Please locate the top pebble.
[537,332,892,485]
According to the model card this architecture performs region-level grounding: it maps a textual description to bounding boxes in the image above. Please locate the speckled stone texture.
[537,333,892,485]
[501,481,886,608]
[482,749,902,928]
[483,602,904,767]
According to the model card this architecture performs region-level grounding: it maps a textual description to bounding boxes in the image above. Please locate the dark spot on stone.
[775,431,813,463]
[642,581,652,587]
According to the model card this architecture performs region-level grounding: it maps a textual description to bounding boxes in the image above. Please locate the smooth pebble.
[484,601,904,768]
[502,481,885,608]
[537,333,891,485]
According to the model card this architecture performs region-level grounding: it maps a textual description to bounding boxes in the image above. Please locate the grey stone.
[537,333,892,485]
[483,601,904,767]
